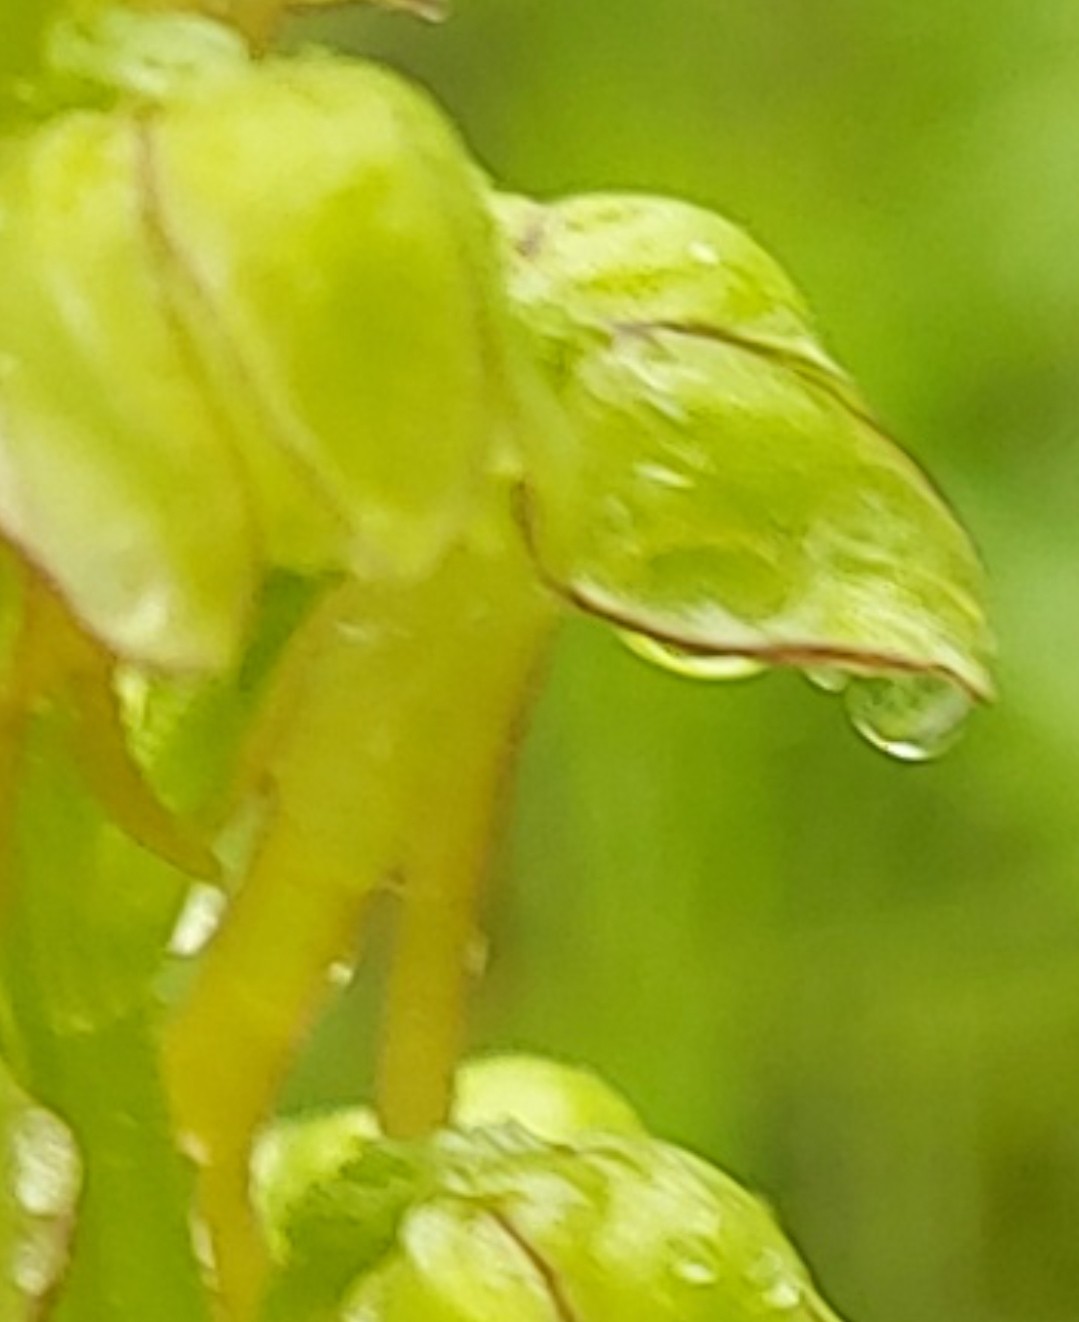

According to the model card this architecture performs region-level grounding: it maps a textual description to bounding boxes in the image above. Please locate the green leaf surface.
[498,194,994,715]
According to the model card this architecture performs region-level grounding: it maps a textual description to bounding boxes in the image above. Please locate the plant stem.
[164,813,372,1319]
[376,570,552,1138]
[164,504,556,1315]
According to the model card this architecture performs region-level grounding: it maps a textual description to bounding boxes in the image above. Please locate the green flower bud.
[254,1107,382,1263]
[255,1060,843,1322]
[453,1054,644,1142]
[0,31,509,671]
[497,193,993,739]
[342,1129,843,1322]
[253,1055,641,1260]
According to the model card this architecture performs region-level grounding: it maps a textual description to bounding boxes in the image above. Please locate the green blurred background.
[285,3,1079,1319]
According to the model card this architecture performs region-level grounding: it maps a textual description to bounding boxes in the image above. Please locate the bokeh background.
[284,3,1079,1319]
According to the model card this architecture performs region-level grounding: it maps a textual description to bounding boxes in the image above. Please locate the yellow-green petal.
[499,194,994,714]
[144,55,510,581]
[0,112,258,671]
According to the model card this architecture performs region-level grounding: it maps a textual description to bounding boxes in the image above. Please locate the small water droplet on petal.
[764,1278,804,1311]
[633,460,694,491]
[621,632,767,682]
[844,672,973,762]
[673,1256,718,1287]
[803,666,850,694]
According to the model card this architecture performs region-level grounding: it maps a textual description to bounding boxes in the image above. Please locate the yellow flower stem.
[164,500,556,1317]
[376,525,555,1139]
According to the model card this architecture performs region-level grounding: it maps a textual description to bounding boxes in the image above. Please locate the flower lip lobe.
[497,192,994,750]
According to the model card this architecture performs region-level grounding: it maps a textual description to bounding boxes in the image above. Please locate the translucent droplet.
[673,1256,718,1287]
[169,883,228,958]
[621,632,766,682]
[326,961,354,991]
[617,350,692,424]
[803,666,850,695]
[334,620,380,647]
[189,1212,217,1277]
[633,460,694,491]
[844,672,973,763]
[12,1108,81,1219]
[746,1250,804,1314]
[113,664,151,729]
[764,1278,803,1311]
[178,1131,211,1168]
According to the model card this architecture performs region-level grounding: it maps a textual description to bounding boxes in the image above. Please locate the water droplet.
[844,672,973,762]
[178,1131,211,1168]
[689,241,720,267]
[12,1108,81,1219]
[621,632,766,682]
[633,460,694,491]
[326,961,354,991]
[764,1279,804,1311]
[803,666,850,694]
[746,1250,805,1314]
[673,1256,717,1287]
[113,665,150,727]
[169,883,228,958]
[189,1211,218,1278]
[335,620,380,647]
[617,350,691,424]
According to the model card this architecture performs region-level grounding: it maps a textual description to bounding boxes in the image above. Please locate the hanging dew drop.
[802,666,850,695]
[844,672,973,762]
[620,632,767,681]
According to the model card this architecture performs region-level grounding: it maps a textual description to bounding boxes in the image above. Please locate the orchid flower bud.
[0,21,509,672]
[343,1129,844,1322]
[256,1058,844,1322]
